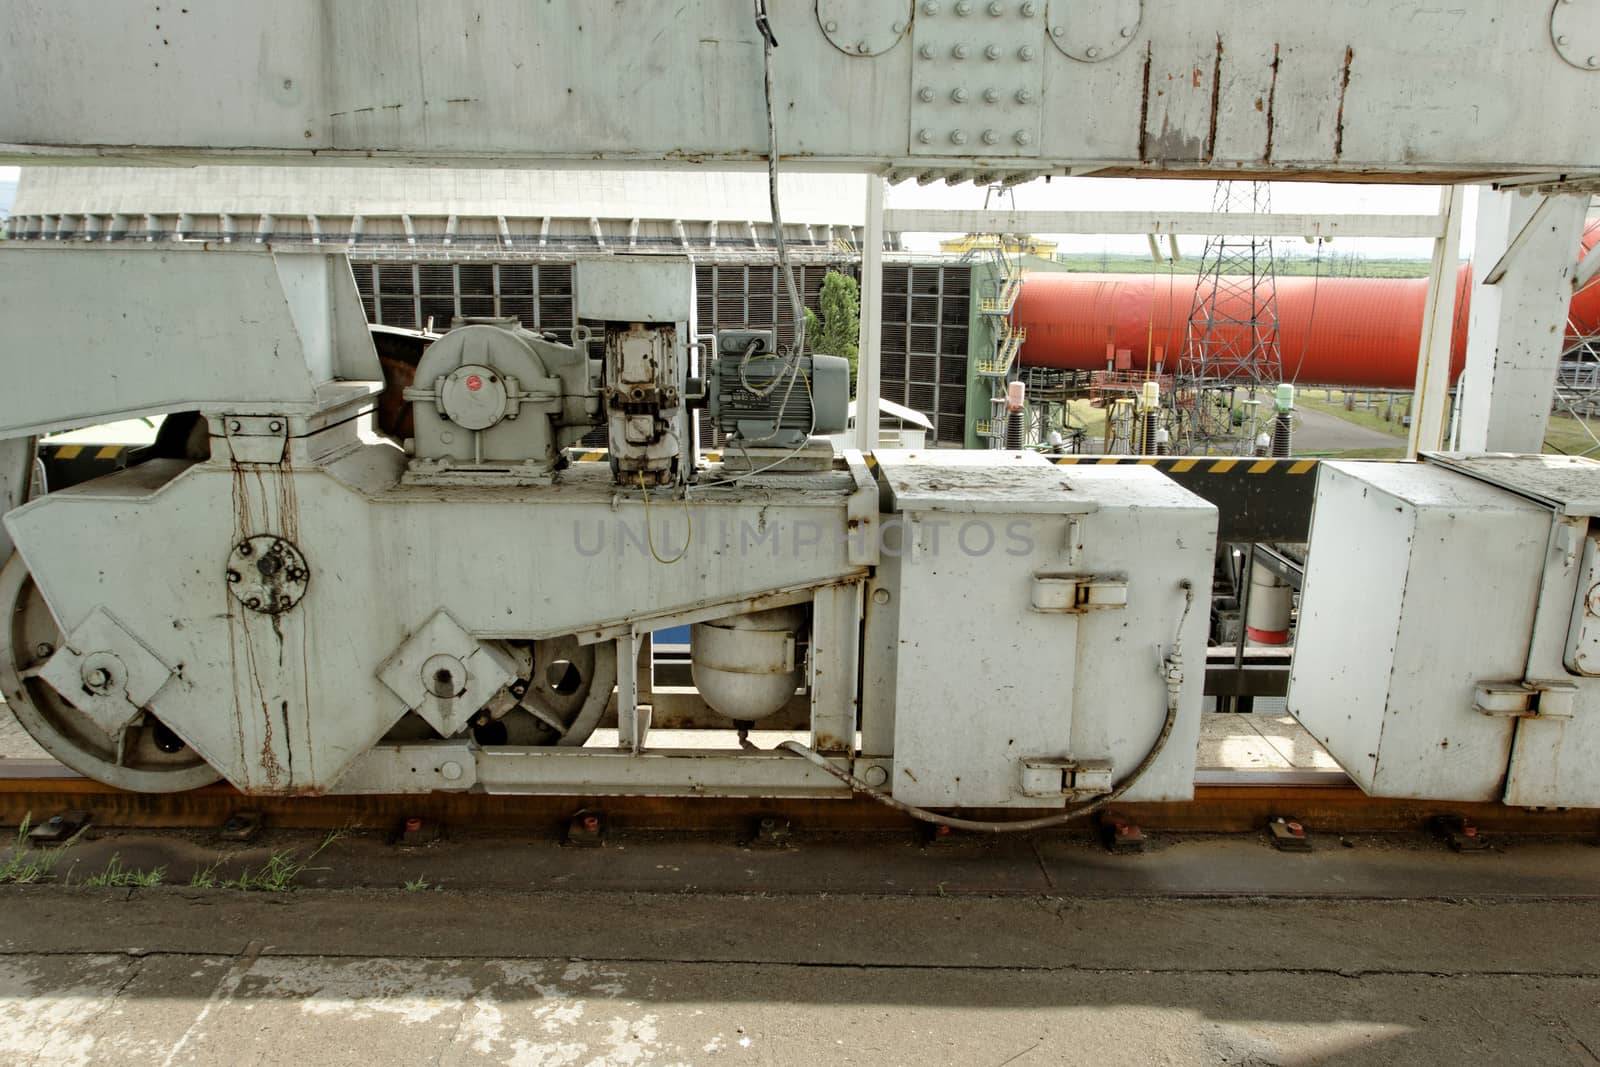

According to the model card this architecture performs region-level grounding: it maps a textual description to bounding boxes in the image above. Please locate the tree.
[803,270,861,393]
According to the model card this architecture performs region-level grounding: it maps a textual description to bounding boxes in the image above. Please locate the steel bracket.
[1473,679,1578,720]
[1019,757,1113,799]
[1551,0,1600,71]
[1030,571,1128,613]
[215,415,289,464]
[38,606,177,738]
[817,0,911,58]
[378,611,518,738]
[1046,0,1142,63]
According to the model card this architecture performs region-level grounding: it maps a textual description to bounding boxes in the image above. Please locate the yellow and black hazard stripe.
[36,443,144,491]
[1051,455,1319,476]
[1053,454,1321,543]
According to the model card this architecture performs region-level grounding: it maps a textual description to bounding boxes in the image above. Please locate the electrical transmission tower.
[1177,181,1283,454]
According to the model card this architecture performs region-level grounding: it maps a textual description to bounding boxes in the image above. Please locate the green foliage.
[82,854,165,889]
[403,876,431,892]
[0,814,85,885]
[803,270,861,391]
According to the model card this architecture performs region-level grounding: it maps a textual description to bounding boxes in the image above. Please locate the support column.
[0,437,37,563]
[854,176,885,451]
[1456,189,1589,453]
[1406,186,1465,458]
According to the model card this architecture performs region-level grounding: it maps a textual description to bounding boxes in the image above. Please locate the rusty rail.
[0,761,1595,836]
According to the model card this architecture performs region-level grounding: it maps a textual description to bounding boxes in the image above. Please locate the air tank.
[1015,222,1600,390]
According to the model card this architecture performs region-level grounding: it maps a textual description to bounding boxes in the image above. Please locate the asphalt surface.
[1,831,1598,1066]
[1290,405,1406,453]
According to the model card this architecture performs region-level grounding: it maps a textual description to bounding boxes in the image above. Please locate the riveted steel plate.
[1551,0,1600,71]
[909,0,1044,157]
[1046,0,1142,62]
[816,0,912,57]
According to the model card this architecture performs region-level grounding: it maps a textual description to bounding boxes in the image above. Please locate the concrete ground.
[1288,406,1402,454]
[1,887,1598,1066]
[1,829,1599,1066]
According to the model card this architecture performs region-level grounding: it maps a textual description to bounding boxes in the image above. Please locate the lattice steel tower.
[1177,181,1283,453]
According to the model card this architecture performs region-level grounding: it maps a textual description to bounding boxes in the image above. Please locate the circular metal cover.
[816,0,913,56]
[439,363,510,431]
[226,535,309,615]
[1046,0,1142,62]
[1552,0,1600,70]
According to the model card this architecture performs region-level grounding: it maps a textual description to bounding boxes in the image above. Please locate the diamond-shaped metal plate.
[39,606,175,738]
[378,610,517,738]
[909,0,1045,157]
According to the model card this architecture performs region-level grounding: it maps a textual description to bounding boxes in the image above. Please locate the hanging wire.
[637,471,692,564]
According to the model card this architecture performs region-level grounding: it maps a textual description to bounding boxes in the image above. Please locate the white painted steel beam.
[1407,186,1465,458]
[883,210,1445,238]
[1457,190,1591,453]
[3,1,1599,180]
[855,177,885,451]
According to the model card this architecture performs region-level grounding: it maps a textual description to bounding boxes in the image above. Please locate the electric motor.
[707,330,849,449]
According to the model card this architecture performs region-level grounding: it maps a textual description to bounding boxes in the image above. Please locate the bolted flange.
[226,535,309,616]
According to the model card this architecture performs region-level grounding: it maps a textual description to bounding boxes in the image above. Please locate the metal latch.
[1473,680,1578,720]
[1031,571,1128,613]
[1019,758,1114,799]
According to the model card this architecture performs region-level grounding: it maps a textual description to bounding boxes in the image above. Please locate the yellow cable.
[638,471,692,565]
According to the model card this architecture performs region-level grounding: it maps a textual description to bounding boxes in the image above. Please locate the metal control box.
[864,452,1216,809]
[1291,455,1600,807]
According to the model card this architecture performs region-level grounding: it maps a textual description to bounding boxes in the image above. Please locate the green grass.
[0,815,85,885]
[1295,389,1411,440]
[403,876,431,892]
[80,854,164,889]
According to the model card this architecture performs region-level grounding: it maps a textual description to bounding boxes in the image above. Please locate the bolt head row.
[917,128,1035,146]
[920,85,1037,104]
[923,0,1036,13]
[918,44,1037,60]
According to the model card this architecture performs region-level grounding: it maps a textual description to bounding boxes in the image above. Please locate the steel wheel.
[471,634,617,747]
[0,552,221,792]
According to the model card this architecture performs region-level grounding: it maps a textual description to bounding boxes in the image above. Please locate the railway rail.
[2,760,1595,838]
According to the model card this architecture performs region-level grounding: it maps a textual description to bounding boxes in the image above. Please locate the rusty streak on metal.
[1334,46,1354,160]
[1137,42,1153,163]
[1264,44,1280,163]
[1205,36,1223,162]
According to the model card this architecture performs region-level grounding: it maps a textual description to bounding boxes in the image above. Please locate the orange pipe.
[1016,222,1600,390]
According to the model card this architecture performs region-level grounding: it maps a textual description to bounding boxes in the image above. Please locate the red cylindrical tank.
[1016,222,1600,390]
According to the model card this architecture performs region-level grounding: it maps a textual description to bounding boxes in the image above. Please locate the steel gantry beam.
[2,1,1600,182]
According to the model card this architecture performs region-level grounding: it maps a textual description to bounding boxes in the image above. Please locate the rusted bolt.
[405,816,423,832]
[277,595,292,609]
[582,815,600,832]
[34,643,53,659]
[245,596,261,610]
[237,542,253,557]
[226,569,241,583]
